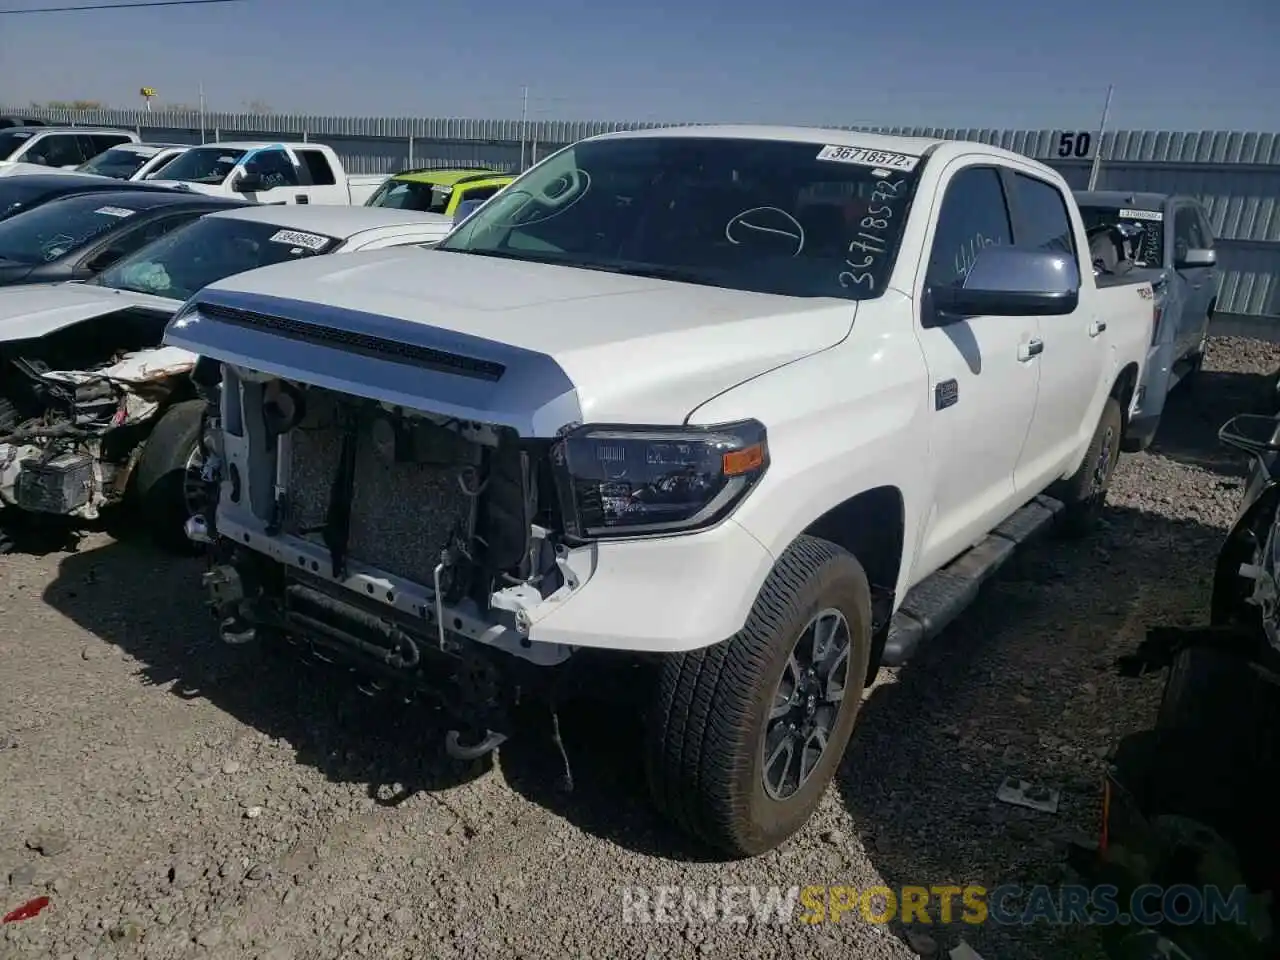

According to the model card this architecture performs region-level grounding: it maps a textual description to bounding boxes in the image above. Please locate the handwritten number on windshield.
[838,178,906,292]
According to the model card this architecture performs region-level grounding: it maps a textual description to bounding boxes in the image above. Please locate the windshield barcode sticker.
[816,145,920,171]
[1119,208,1163,222]
[268,229,329,250]
[94,205,136,218]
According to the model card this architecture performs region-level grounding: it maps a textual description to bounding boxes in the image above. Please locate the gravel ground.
[2,336,1278,960]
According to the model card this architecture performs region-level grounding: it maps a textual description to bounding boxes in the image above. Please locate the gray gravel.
[2,336,1278,960]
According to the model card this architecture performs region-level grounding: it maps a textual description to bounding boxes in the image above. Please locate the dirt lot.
[2,337,1278,960]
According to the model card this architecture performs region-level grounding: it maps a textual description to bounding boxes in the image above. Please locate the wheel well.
[802,486,904,628]
[1111,362,1140,428]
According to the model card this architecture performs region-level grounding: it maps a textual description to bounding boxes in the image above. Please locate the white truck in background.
[172,126,1155,859]
[147,142,386,205]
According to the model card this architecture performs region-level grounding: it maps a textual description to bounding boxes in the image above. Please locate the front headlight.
[551,419,769,540]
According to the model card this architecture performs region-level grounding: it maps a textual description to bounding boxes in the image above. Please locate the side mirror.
[927,247,1080,323]
[1219,413,1280,457]
[1176,248,1215,269]
[452,197,484,227]
[232,173,265,193]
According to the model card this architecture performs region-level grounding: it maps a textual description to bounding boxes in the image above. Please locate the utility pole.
[1086,84,1114,191]
[519,85,529,172]
[199,81,206,143]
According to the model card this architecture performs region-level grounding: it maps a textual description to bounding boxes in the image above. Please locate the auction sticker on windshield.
[268,229,329,251]
[94,206,136,218]
[1119,208,1163,221]
[816,145,920,171]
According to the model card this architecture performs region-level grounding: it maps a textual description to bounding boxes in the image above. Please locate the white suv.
[0,126,140,170]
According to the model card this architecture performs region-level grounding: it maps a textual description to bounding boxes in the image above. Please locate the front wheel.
[1051,395,1123,538]
[132,399,209,554]
[644,534,873,858]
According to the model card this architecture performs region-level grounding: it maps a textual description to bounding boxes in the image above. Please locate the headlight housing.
[550,419,769,540]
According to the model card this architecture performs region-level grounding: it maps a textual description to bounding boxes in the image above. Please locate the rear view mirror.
[452,197,483,227]
[1177,248,1216,269]
[927,247,1080,323]
[1219,413,1280,457]
[86,248,125,271]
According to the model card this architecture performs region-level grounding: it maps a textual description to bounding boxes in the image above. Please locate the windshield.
[92,215,338,301]
[0,193,144,265]
[155,146,246,184]
[439,136,923,300]
[0,130,36,160]
[1078,206,1164,268]
[78,147,150,179]
[367,178,449,213]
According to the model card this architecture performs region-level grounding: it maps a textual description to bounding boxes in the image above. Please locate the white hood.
[0,282,181,342]
[165,248,857,433]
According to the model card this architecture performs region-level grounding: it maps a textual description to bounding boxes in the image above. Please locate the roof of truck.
[207,203,452,236]
[590,124,947,155]
[390,167,510,186]
[582,124,1059,171]
[1074,190,1172,210]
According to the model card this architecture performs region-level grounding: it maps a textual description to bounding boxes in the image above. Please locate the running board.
[881,494,1065,666]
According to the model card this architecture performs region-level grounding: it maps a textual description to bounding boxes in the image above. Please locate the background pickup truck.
[1076,190,1221,451]
[170,126,1154,859]
[147,142,386,205]
[0,126,139,173]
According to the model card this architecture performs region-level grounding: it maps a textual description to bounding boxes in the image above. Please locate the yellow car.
[364,167,515,217]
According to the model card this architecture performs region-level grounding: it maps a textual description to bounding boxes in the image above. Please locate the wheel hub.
[761,607,852,802]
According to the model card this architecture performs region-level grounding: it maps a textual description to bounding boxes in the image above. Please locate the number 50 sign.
[1056,132,1094,159]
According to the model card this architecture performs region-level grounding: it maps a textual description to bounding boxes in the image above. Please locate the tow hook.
[444,728,507,760]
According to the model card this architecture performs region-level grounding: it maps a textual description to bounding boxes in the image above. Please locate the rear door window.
[1011,173,1076,258]
[298,150,336,185]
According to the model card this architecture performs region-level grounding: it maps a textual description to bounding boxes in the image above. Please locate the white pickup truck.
[168,126,1154,858]
[147,142,386,205]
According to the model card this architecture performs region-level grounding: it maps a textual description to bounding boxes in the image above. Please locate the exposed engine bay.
[199,370,595,757]
[0,309,195,518]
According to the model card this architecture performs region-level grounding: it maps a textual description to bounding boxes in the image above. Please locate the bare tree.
[242,99,272,115]
[30,99,105,110]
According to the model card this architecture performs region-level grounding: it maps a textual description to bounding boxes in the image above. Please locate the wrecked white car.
[0,205,455,552]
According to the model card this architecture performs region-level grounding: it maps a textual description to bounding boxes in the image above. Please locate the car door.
[1005,169,1101,492]
[1193,203,1220,327]
[1172,203,1213,357]
[913,162,1042,575]
[235,148,310,204]
[296,149,348,204]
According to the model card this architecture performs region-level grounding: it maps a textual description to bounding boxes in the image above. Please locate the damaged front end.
[0,334,197,523]
[195,367,590,760]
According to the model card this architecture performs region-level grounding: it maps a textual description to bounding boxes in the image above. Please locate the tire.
[132,399,207,554]
[1051,395,1123,538]
[644,534,873,858]
[1157,644,1259,732]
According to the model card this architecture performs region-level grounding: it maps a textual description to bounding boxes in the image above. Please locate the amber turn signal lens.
[722,442,766,477]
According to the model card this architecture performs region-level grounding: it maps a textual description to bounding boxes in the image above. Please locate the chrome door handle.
[1018,338,1044,361]
[1089,320,1107,337]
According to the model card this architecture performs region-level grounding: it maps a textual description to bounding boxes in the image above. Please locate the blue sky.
[0,0,1277,129]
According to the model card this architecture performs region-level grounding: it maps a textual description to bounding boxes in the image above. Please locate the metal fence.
[6,106,1279,322]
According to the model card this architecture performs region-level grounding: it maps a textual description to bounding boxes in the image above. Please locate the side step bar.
[881,494,1065,666]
